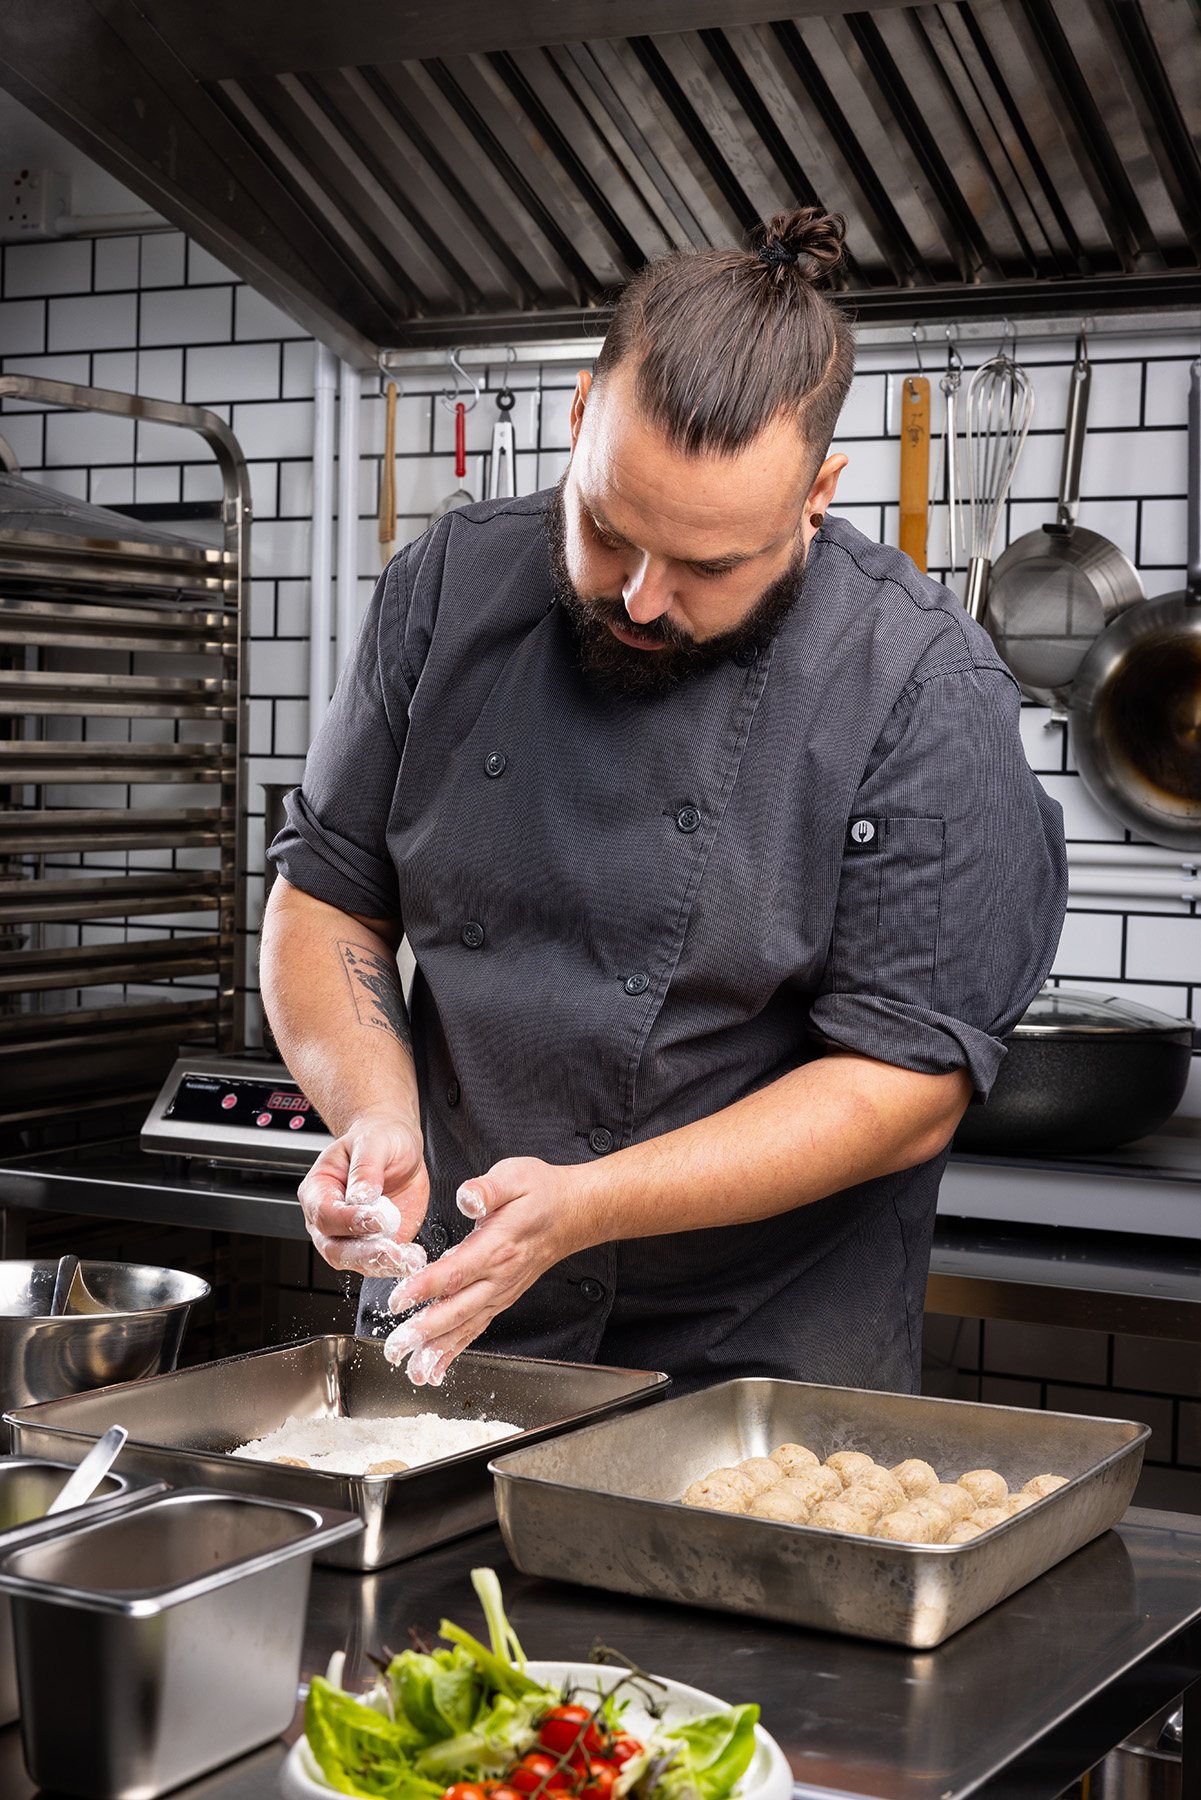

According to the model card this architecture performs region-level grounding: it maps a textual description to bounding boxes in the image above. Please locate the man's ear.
[569,370,593,452]
[807,452,849,515]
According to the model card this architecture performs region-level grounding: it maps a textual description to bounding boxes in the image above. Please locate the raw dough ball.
[908,1497,953,1541]
[770,1443,820,1477]
[274,1455,309,1468]
[363,1459,409,1477]
[737,1457,783,1495]
[971,1505,1010,1532]
[826,1451,875,1485]
[929,1483,975,1524]
[1023,1473,1069,1499]
[682,1470,752,1512]
[872,1508,936,1545]
[892,1458,940,1499]
[783,1466,842,1506]
[810,1498,873,1534]
[1006,1493,1037,1515]
[946,1520,983,1544]
[851,1467,906,1510]
[958,1469,1008,1508]
[748,1486,809,1523]
[841,1484,888,1524]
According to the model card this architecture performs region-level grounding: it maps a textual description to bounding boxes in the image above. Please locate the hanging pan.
[1070,357,1201,850]
[987,339,1144,704]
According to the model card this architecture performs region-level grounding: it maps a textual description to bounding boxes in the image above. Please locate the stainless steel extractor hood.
[1,1,1198,363]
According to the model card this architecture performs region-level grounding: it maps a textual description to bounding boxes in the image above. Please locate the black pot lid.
[1012,985,1194,1038]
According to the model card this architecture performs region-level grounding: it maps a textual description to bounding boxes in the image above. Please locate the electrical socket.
[1,168,70,242]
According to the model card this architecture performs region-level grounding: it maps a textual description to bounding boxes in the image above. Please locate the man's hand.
[298,1112,431,1280]
[380,1157,585,1385]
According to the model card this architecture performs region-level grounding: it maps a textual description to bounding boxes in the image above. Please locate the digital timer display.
[267,1091,310,1112]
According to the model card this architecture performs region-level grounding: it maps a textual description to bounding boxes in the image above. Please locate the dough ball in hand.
[825,1451,875,1486]
[841,1484,888,1524]
[1023,1473,1069,1499]
[929,1483,974,1524]
[892,1458,940,1499]
[958,1469,1008,1508]
[872,1508,937,1544]
[749,1485,810,1523]
[851,1467,906,1510]
[810,1498,873,1534]
[970,1505,1010,1532]
[737,1457,783,1495]
[771,1443,820,1477]
[946,1520,983,1544]
[682,1469,752,1512]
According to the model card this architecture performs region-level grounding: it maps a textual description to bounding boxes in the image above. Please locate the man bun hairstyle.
[594,206,855,477]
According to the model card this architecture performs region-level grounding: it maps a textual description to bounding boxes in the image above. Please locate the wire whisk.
[964,349,1034,622]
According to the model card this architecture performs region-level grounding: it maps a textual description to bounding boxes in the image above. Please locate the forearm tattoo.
[337,940,414,1056]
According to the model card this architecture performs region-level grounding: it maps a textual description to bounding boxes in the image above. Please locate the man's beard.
[544,479,806,700]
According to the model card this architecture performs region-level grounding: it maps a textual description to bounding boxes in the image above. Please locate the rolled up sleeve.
[808,664,1067,1096]
[268,559,411,921]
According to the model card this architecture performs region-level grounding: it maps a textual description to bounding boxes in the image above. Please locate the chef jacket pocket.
[832,816,946,1008]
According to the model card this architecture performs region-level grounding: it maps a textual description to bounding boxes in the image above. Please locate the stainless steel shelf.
[0,808,231,855]
[0,669,234,719]
[0,872,224,927]
[0,936,226,994]
[0,596,234,655]
[0,742,232,784]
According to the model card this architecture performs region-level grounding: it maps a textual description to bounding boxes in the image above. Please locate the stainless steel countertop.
[2,1511,1199,1799]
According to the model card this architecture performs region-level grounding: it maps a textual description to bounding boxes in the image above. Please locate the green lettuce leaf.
[652,1706,760,1800]
[304,1677,445,1799]
[390,1650,483,1742]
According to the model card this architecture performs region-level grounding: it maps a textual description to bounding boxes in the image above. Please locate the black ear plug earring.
[809,512,825,528]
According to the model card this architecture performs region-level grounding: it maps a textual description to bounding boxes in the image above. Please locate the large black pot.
[953,986,1195,1156]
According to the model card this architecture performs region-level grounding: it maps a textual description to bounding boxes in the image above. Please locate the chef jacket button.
[732,642,758,667]
[588,1126,614,1155]
[446,1079,460,1107]
[484,751,506,778]
[461,921,485,949]
[426,1223,449,1252]
[676,805,701,834]
[624,972,650,996]
[579,1278,606,1304]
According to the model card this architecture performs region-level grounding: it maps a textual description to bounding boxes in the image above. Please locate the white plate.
[280,1659,791,1800]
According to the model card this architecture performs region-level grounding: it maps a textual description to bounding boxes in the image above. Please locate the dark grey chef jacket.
[269,493,1066,1394]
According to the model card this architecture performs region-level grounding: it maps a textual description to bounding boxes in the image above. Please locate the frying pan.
[1070,357,1201,850]
[987,345,1144,704]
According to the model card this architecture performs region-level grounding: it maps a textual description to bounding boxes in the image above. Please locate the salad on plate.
[289,1570,764,1800]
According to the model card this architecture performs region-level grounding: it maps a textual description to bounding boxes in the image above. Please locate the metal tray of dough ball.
[490,1378,1149,1648]
[5,1335,668,1570]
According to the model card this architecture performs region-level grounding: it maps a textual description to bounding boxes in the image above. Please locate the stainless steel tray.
[490,1378,1149,1648]
[6,1335,668,1570]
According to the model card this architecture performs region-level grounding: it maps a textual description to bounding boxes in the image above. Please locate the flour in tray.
[230,1410,522,1476]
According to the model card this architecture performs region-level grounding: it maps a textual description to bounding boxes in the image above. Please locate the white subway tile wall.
[5,233,1201,1463]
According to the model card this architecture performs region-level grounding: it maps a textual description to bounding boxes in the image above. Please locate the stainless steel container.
[0,1455,160,1728]
[6,1334,668,1569]
[0,1487,361,1799]
[490,1378,1149,1648]
[0,1260,211,1419]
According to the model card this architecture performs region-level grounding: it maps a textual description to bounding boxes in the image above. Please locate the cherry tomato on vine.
[510,1754,561,1795]
[539,1705,605,1756]
[443,1785,488,1800]
[608,1738,642,1768]
[487,1786,524,1800]
[580,1763,620,1800]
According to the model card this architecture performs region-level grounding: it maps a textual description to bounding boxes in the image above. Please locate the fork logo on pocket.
[847,817,880,852]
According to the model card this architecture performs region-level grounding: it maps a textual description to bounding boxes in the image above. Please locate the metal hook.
[495,345,517,416]
[940,324,963,394]
[911,323,927,375]
[440,348,480,414]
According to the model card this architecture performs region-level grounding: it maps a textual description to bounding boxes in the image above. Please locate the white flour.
[230,1410,522,1476]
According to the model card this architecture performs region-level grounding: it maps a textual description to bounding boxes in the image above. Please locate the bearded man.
[261,207,1065,1394]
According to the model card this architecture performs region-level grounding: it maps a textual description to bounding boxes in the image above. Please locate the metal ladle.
[45,1425,128,1516]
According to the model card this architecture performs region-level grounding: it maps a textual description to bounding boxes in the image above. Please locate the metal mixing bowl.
[0,1261,211,1415]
